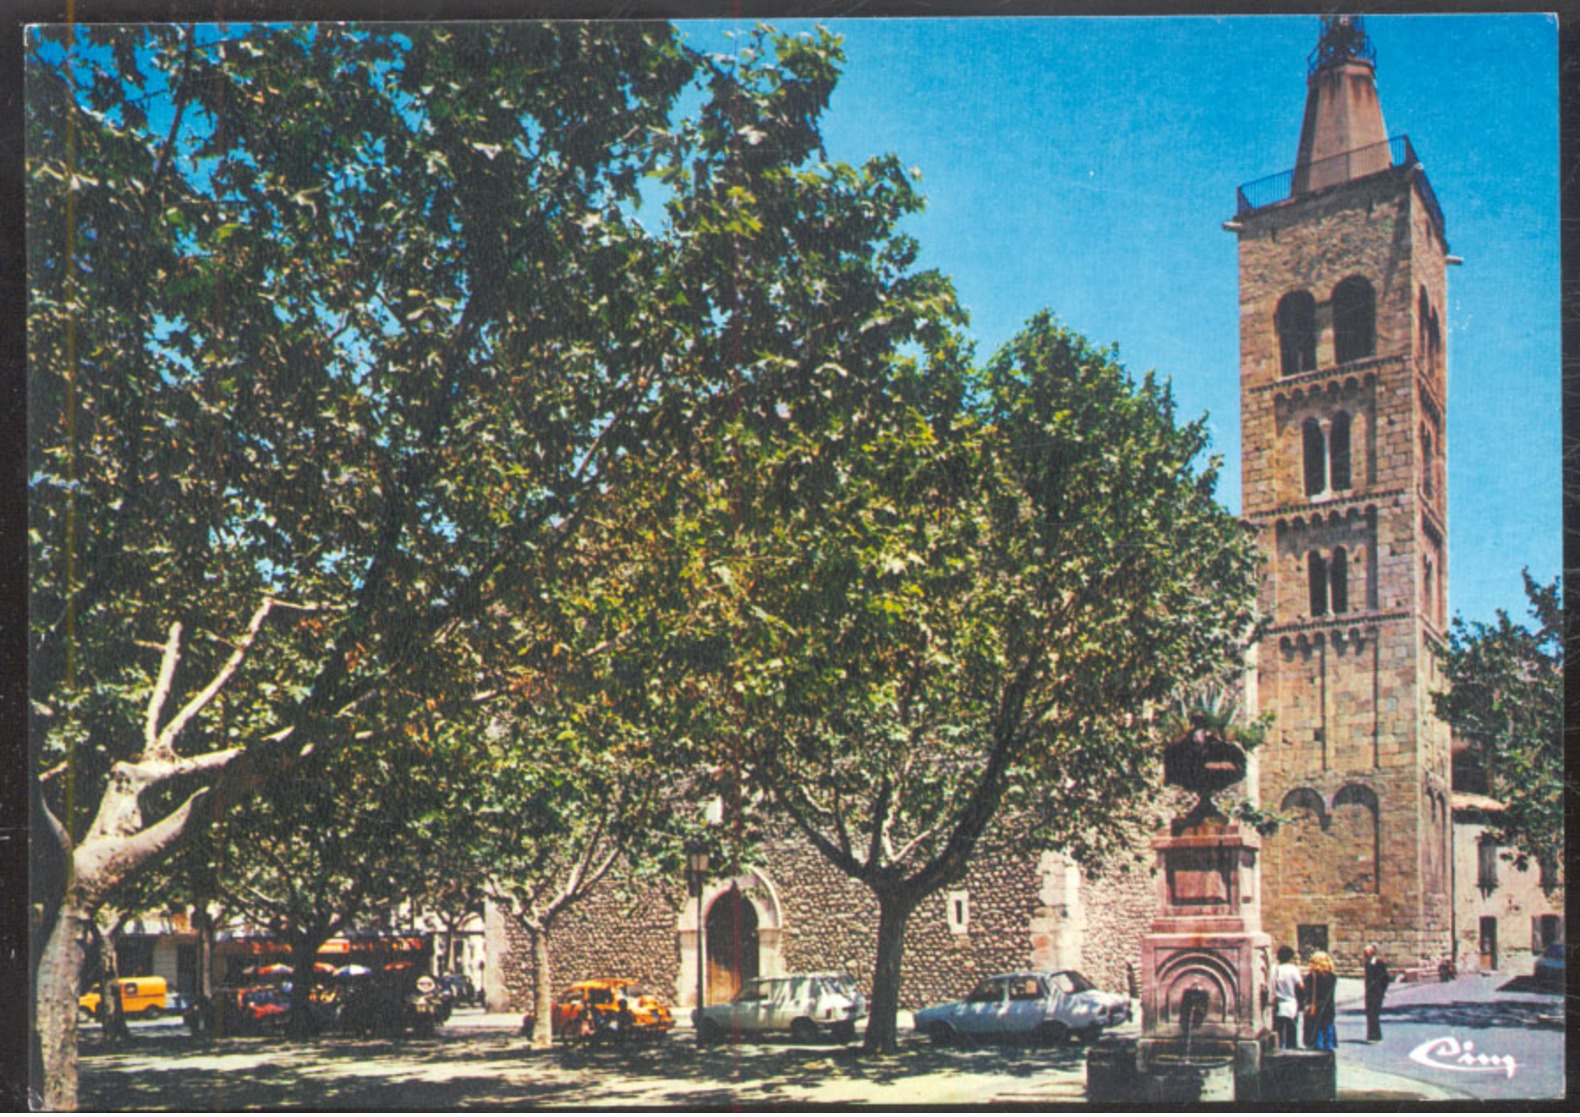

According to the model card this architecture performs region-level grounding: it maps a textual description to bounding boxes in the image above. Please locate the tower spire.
[1292,16,1390,195]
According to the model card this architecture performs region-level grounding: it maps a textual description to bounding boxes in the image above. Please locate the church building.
[1230,16,1455,972]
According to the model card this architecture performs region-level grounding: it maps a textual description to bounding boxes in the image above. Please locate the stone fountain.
[1088,716,1277,1103]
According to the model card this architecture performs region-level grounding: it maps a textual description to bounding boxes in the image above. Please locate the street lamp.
[687,848,710,1023]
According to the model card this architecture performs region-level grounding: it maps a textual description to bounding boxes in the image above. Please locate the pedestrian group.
[1271,943,1387,1052]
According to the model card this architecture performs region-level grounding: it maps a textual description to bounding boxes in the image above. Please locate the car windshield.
[1049,971,1096,995]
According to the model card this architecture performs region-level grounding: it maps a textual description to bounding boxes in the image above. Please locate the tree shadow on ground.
[1358,999,1565,1032]
[80,1023,1094,1110]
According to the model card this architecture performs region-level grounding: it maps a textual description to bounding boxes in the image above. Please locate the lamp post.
[687,848,710,1024]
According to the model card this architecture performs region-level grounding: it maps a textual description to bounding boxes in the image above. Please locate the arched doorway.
[705,884,759,1004]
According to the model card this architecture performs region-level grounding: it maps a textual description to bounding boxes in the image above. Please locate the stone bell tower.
[1229,16,1454,973]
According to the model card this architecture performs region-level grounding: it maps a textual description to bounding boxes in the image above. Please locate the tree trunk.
[286,933,324,1039]
[528,925,555,1049]
[97,923,129,1043]
[197,910,214,1001]
[862,890,920,1054]
[35,904,89,1111]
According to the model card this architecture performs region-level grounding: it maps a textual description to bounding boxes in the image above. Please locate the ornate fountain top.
[1162,713,1248,826]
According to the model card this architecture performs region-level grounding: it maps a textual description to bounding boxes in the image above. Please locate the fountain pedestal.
[1135,818,1272,1100]
[1087,719,1284,1102]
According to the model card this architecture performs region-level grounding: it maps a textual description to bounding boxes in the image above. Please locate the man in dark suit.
[1362,944,1389,1042]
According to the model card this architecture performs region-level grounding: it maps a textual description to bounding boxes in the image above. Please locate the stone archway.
[676,867,784,1010]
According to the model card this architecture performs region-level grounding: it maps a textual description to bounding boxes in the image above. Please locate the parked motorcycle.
[405,974,452,1037]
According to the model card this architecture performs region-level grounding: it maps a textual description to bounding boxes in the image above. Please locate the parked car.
[914,970,1130,1047]
[550,978,674,1043]
[78,976,169,1021]
[1534,942,1564,989]
[694,973,866,1045]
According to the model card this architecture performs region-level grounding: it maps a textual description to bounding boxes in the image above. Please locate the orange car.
[551,979,673,1041]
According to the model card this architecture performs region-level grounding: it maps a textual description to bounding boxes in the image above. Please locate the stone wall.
[487,823,1164,1015]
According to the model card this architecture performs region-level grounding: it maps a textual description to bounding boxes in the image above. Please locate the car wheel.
[141,1006,160,1020]
[1036,1021,1070,1047]
[928,1021,957,1048]
[1076,1027,1100,1045]
[696,1017,723,1046]
[790,1018,820,1045]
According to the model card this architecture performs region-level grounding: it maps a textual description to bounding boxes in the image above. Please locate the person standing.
[1303,951,1338,1051]
[1272,946,1303,1050]
[1362,944,1389,1042]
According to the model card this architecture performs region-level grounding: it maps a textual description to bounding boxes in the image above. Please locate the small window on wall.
[1277,291,1318,376]
[1330,548,1349,614]
[1297,924,1329,961]
[1539,856,1560,893]
[1477,836,1499,895]
[946,890,970,935]
[1303,419,1327,497]
[1308,552,1329,616]
[1532,914,1563,952]
[1332,276,1376,364]
[1329,412,1352,490]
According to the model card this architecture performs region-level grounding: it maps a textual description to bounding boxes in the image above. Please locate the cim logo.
[1408,1036,1518,1079]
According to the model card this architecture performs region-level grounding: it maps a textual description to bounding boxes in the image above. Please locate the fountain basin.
[1142,1054,1236,1103]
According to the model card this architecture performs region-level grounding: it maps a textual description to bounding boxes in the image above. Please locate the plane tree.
[1434,572,1565,879]
[671,313,1262,1052]
[27,20,951,1105]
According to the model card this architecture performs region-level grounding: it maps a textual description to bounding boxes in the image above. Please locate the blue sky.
[678,15,1560,627]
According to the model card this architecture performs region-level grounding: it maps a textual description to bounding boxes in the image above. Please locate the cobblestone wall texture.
[492,820,1167,1014]
[493,890,686,1015]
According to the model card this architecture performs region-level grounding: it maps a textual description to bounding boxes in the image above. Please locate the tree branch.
[150,597,322,762]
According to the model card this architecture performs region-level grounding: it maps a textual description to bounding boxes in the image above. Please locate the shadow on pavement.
[1364,999,1564,1031]
[80,1024,1093,1110]
[1496,974,1562,996]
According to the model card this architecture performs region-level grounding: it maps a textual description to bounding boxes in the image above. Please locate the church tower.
[1231,17,1453,971]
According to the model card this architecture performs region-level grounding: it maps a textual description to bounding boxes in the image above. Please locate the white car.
[694,973,866,1045]
[914,970,1130,1046]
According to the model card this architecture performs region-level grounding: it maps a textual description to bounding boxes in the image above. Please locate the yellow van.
[78,976,169,1020]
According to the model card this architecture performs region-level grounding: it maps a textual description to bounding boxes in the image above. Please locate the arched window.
[1330,548,1349,614]
[1308,551,1329,616]
[1276,291,1318,376]
[1424,557,1435,622]
[1280,787,1329,829]
[1303,418,1327,497]
[1332,276,1376,365]
[1330,412,1352,491]
[1418,286,1432,355]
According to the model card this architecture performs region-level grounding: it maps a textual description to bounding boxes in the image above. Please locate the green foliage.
[26,18,941,874]
[651,311,1260,1048]
[1434,572,1564,877]
[1155,685,1270,755]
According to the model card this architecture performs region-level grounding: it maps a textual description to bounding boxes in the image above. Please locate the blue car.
[1534,943,1564,988]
